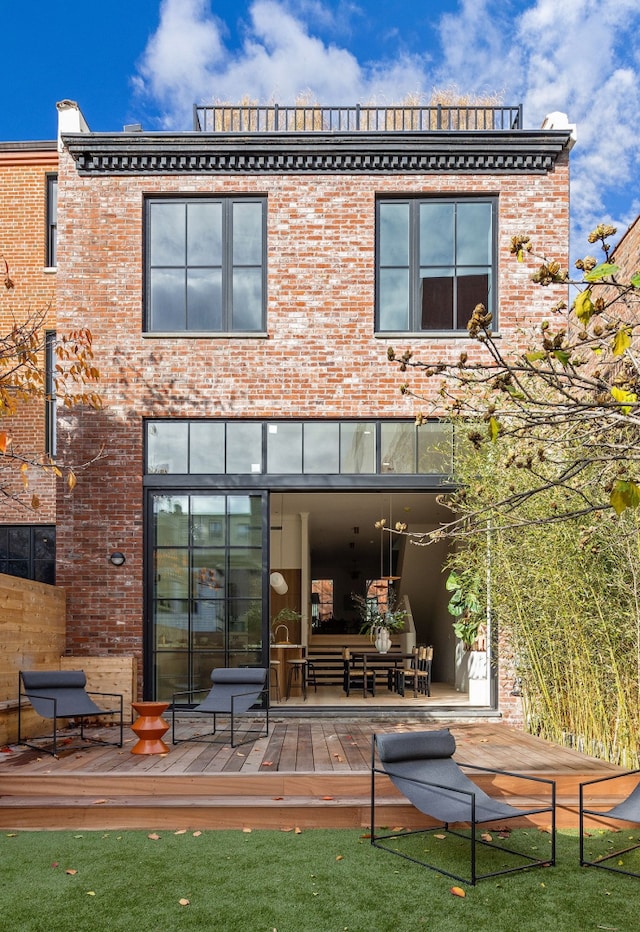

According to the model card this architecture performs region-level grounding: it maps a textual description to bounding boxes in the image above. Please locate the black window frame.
[46,174,57,268]
[144,195,267,334]
[0,524,56,584]
[375,195,497,335]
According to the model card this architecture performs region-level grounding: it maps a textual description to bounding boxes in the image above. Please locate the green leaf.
[611,386,637,414]
[525,351,546,363]
[552,349,571,366]
[630,271,640,288]
[610,480,640,515]
[573,289,595,325]
[612,328,632,357]
[445,571,461,592]
[488,416,501,441]
[583,262,618,282]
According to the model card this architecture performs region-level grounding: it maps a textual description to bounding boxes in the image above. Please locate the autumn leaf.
[192,831,202,837]
[86,891,96,897]
[573,288,595,324]
[0,432,7,454]
[272,796,284,801]
[174,829,187,835]
[179,898,190,906]
[336,855,344,861]
[66,869,78,875]
[450,886,466,897]
[481,832,493,842]
[67,471,77,491]
[148,833,160,840]
[434,833,447,840]
[92,799,108,805]
[294,827,302,835]
[242,827,252,833]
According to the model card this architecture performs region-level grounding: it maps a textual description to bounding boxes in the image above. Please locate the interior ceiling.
[276,491,451,577]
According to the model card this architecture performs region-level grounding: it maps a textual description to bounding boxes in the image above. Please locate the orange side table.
[131,701,170,754]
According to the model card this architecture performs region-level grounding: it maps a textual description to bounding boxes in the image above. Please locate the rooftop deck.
[193,103,523,133]
[0,717,630,833]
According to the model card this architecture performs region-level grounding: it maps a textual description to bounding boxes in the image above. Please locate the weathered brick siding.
[56,144,570,709]
[0,147,57,520]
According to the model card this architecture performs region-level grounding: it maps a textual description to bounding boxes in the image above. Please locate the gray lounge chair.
[172,667,269,748]
[371,729,556,885]
[580,770,640,877]
[18,669,124,757]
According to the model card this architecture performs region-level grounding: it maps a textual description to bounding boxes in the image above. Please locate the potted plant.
[352,592,406,653]
[446,570,488,699]
[271,607,302,643]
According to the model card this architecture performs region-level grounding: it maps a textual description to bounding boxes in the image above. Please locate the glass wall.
[150,492,265,700]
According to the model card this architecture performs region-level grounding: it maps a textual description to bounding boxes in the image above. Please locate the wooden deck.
[0,717,632,832]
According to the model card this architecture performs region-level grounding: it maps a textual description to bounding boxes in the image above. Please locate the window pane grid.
[378,197,495,333]
[146,198,265,333]
[146,420,452,476]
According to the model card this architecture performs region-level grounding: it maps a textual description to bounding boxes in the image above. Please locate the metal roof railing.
[193,104,523,133]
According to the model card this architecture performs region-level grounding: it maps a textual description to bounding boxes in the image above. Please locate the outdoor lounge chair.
[18,669,124,757]
[171,667,269,748]
[580,770,640,877]
[371,729,556,885]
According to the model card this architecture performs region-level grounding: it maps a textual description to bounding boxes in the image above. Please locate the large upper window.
[145,197,266,333]
[377,197,496,333]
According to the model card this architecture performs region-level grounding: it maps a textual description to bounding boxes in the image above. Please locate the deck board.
[0,718,630,831]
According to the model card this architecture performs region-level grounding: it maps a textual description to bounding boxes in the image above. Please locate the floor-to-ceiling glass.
[149,491,265,700]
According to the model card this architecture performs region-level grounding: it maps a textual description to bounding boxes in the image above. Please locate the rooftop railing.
[193,104,523,133]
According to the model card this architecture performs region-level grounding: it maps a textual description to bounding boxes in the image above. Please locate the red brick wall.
[0,148,57,520]
[56,146,570,704]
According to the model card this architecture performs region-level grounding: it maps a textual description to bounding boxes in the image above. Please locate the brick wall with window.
[0,144,58,524]
[55,129,571,691]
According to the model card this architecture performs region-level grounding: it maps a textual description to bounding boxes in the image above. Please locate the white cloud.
[135,0,640,255]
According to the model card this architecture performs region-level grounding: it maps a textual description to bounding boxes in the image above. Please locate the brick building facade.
[0,142,57,582]
[52,102,573,709]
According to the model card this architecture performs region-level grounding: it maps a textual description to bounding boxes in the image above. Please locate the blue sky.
[3,0,640,257]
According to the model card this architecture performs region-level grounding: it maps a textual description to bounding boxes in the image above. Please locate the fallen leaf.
[92,799,108,805]
[179,898,190,907]
[294,827,302,834]
[86,891,96,896]
[192,831,202,837]
[272,796,284,801]
[148,833,160,841]
[174,830,187,835]
[51,862,59,868]
[242,827,252,833]
[322,796,334,801]
[334,754,344,762]
[336,855,344,861]
[0,747,12,753]
[481,832,492,842]
[262,761,274,767]
[450,886,466,898]
[434,833,447,840]
[392,826,405,833]
[66,869,78,875]
[6,833,17,838]
[236,752,246,757]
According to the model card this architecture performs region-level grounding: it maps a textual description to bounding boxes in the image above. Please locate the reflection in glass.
[381,422,417,473]
[340,423,376,473]
[304,422,339,473]
[456,202,492,265]
[190,422,225,473]
[147,422,188,475]
[233,202,263,265]
[420,269,454,330]
[379,202,409,265]
[149,202,185,265]
[154,495,190,545]
[156,550,189,599]
[188,202,222,264]
[267,423,302,473]
[420,203,454,265]
[226,423,262,472]
[187,268,222,330]
[232,268,263,330]
[379,269,409,330]
[191,497,226,545]
[150,268,185,330]
[417,422,454,474]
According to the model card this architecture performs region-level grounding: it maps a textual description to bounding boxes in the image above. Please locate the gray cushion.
[377,729,456,763]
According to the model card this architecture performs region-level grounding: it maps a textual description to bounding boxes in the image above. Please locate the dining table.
[346,651,418,697]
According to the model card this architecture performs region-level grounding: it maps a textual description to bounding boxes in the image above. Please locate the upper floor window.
[46,175,57,267]
[376,197,496,333]
[145,197,266,333]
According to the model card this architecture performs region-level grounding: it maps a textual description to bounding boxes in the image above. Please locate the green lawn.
[1,827,638,932]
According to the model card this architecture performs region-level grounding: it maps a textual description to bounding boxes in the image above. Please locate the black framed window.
[46,175,57,267]
[145,197,266,333]
[0,525,55,584]
[45,330,56,458]
[377,197,496,333]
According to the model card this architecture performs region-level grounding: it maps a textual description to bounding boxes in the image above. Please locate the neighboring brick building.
[54,102,574,710]
[0,141,58,582]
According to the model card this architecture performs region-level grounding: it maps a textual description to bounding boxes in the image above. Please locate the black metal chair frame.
[18,670,124,757]
[172,667,270,748]
[580,770,640,878]
[371,730,556,886]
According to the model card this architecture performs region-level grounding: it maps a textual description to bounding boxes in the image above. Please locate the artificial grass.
[0,827,638,932]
